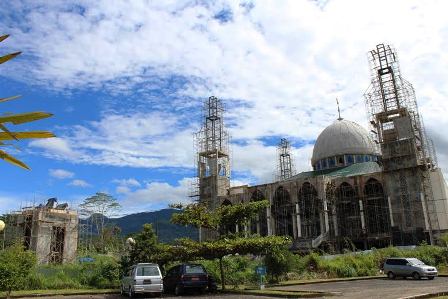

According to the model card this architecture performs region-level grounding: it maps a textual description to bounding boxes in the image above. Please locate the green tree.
[170,201,290,289]
[79,192,121,253]
[124,224,173,272]
[264,245,294,282]
[0,244,36,299]
[440,232,448,247]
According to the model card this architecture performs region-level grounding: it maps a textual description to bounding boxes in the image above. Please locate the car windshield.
[407,258,425,266]
[185,265,205,274]
[136,266,160,276]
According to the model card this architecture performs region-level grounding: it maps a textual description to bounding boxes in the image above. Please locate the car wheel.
[428,276,435,280]
[174,285,183,296]
[387,271,395,279]
[412,272,421,280]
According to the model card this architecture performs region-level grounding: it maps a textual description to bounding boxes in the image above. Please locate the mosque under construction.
[193,43,448,251]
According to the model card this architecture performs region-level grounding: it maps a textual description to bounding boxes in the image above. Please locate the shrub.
[22,254,121,290]
[265,246,295,282]
[0,244,37,298]
[201,255,259,288]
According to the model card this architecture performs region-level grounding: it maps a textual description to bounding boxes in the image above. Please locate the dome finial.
[336,98,343,120]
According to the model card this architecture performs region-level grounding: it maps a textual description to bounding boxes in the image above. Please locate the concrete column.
[266,206,272,236]
[323,199,329,233]
[387,196,395,227]
[296,203,302,238]
[319,212,325,235]
[333,212,338,236]
[359,200,366,230]
[420,192,430,231]
[292,208,297,238]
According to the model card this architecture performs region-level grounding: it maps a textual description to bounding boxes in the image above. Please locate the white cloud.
[49,168,74,179]
[69,179,91,188]
[113,178,141,188]
[30,138,81,160]
[119,177,194,213]
[3,0,448,185]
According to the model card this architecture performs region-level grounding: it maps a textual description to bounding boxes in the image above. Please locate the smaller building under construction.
[3,198,78,264]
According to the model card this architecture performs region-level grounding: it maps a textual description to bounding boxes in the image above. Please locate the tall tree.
[170,200,290,289]
[0,34,54,170]
[79,192,121,253]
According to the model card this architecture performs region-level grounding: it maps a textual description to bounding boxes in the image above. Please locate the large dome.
[311,119,379,167]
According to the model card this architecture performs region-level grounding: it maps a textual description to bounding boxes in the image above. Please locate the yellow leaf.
[0,95,21,103]
[0,51,21,64]
[0,149,30,170]
[0,131,55,140]
[0,34,9,43]
[0,111,53,125]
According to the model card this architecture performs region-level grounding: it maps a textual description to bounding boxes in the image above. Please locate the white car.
[384,258,437,280]
[121,263,163,297]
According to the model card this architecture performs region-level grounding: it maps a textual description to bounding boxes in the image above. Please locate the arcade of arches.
[233,178,392,250]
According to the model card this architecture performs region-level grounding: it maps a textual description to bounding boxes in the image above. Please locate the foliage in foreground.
[23,254,120,290]
[0,244,36,298]
[291,244,448,280]
[170,200,290,289]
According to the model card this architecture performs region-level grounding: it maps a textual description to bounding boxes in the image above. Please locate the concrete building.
[195,44,448,251]
[5,198,78,264]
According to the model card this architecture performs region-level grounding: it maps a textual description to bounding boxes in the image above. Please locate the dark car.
[163,263,217,295]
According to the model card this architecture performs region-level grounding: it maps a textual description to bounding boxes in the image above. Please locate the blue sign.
[79,257,95,263]
[255,266,266,276]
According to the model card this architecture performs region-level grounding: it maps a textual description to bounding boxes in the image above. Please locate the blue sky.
[1,0,448,215]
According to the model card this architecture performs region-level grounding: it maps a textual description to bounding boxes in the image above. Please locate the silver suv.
[121,263,163,297]
[384,258,437,280]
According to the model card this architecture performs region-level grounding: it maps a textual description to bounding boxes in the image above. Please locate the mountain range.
[83,208,198,243]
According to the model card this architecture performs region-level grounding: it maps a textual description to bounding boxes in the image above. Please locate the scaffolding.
[193,96,231,208]
[276,138,295,181]
[364,43,440,245]
[298,182,321,239]
[272,186,295,238]
[249,189,268,236]
[2,199,78,264]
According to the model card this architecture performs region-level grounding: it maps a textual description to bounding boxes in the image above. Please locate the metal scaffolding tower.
[193,96,230,209]
[277,138,295,181]
[364,43,439,245]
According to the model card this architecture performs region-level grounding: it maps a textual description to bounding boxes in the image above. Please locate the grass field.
[0,289,117,298]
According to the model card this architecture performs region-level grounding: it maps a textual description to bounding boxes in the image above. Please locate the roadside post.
[255,265,266,289]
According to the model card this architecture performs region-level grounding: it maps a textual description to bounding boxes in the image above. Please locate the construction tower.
[364,44,439,245]
[277,138,295,180]
[193,96,230,240]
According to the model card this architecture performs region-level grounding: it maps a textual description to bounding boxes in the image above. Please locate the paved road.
[18,294,278,299]
[273,277,448,299]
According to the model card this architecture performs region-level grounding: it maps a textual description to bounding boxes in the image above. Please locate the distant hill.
[82,208,198,243]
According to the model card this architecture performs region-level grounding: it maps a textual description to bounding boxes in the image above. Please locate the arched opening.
[250,190,268,236]
[298,182,321,239]
[220,199,236,235]
[336,182,362,241]
[364,178,390,235]
[272,186,294,238]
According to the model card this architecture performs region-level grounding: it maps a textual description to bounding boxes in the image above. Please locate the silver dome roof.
[311,119,379,165]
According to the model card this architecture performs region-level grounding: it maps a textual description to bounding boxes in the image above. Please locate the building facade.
[196,44,448,251]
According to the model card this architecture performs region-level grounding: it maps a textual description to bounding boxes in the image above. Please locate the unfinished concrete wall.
[7,207,78,264]
[430,168,448,231]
